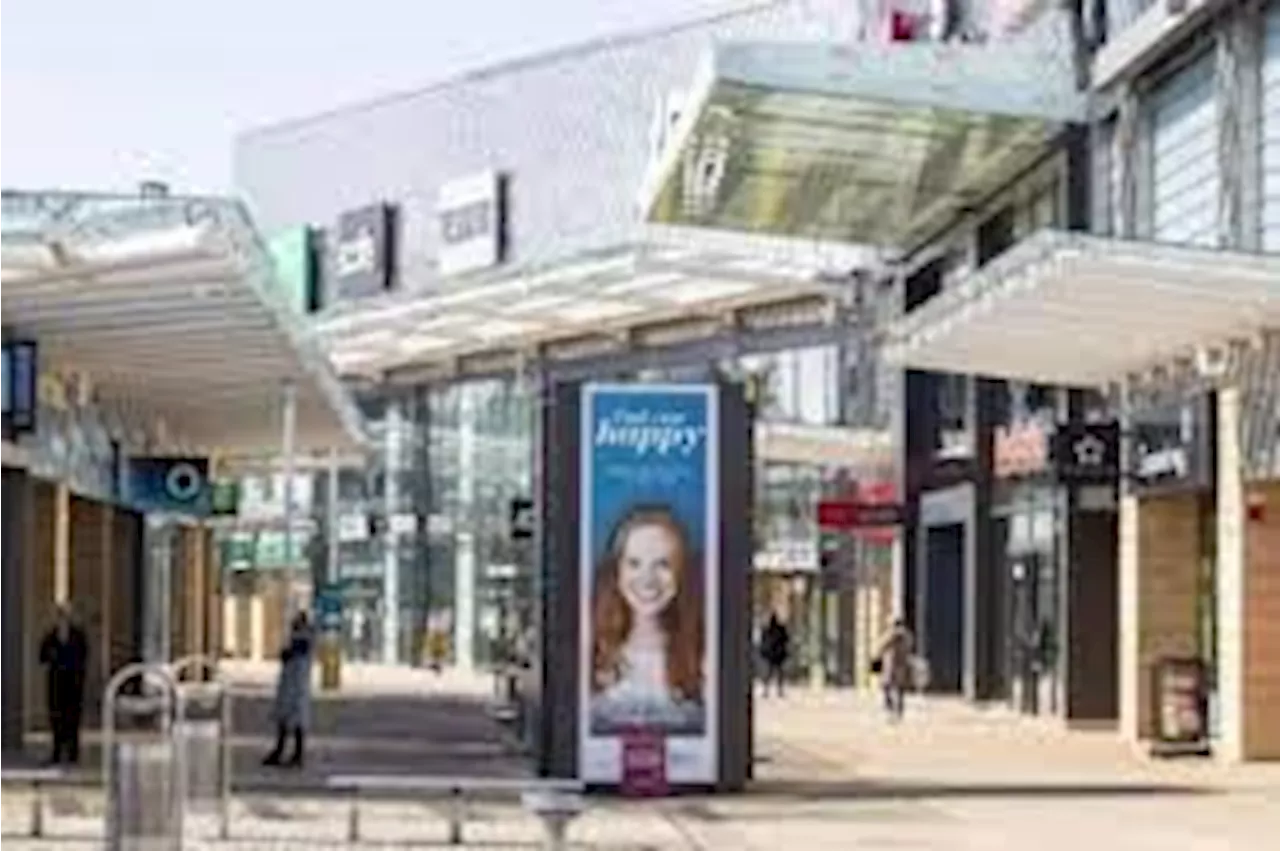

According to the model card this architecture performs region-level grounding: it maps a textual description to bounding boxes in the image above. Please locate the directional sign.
[316,585,344,632]
[509,498,535,540]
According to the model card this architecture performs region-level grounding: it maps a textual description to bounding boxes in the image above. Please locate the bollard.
[31,778,44,838]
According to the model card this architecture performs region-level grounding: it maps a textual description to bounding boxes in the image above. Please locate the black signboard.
[1128,393,1217,495]
[509,497,535,540]
[1053,421,1120,483]
[332,203,395,300]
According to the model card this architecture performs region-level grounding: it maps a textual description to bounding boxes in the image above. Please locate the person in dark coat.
[759,614,790,698]
[39,604,89,765]
[263,611,314,768]
[875,618,916,720]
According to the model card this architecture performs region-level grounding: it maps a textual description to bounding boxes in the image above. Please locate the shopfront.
[1123,389,1219,740]
[991,416,1059,714]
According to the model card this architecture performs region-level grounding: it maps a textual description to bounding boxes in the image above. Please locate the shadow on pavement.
[15,686,530,792]
[743,777,1218,802]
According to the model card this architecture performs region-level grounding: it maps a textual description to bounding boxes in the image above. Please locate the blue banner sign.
[127,457,211,516]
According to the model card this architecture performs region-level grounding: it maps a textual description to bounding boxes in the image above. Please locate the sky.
[1,0,755,194]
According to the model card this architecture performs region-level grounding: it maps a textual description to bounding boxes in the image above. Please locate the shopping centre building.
[233,0,896,677]
[232,0,1278,759]
[1,191,365,753]
[872,0,1279,759]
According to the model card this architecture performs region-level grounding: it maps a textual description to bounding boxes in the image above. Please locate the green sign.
[210,480,241,516]
[268,226,318,315]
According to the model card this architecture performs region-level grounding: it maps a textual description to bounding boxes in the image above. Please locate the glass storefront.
[316,341,882,672]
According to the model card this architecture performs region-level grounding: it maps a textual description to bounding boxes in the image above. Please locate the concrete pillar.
[1217,386,1247,759]
[455,390,478,670]
[383,400,403,664]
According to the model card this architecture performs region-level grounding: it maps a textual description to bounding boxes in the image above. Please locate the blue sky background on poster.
[588,389,710,563]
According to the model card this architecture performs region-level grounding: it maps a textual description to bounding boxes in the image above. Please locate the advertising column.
[578,384,719,786]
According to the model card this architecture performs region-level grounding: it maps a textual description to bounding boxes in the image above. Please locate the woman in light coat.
[263,611,314,767]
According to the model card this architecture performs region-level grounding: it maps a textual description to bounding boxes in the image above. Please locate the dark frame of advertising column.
[534,380,751,793]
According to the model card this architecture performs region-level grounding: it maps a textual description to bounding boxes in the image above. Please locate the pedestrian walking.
[39,604,89,765]
[263,610,314,768]
[759,613,790,698]
[873,617,915,720]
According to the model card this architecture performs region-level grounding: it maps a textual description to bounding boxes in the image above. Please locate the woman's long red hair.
[591,506,704,702]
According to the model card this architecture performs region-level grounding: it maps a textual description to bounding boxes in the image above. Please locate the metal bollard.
[347,789,361,843]
[447,785,464,845]
[30,779,44,838]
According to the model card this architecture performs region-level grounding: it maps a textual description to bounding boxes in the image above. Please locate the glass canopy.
[640,10,1085,252]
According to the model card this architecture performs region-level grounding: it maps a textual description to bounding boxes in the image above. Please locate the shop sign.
[509,497,534,540]
[817,499,904,530]
[337,512,369,542]
[1128,393,1216,495]
[127,456,211,516]
[332,203,395,300]
[1052,422,1120,483]
[438,171,507,276]
[993,421,1050,479]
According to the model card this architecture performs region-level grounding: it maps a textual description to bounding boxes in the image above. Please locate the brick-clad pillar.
[1218,387,1280,761]
[68,497,108,722]
[1240,482,1280,760]
[25,481,58,733]
[1118,494,1202,741]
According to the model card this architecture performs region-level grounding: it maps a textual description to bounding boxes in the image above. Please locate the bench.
[0,768,65,837]
[326,774,585,848]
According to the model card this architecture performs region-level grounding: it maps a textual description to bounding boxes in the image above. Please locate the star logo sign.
[1073,434,1107,468]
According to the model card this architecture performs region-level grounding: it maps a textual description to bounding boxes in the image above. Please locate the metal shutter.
[1263,2,1280,252]
[1151,52,1219,247]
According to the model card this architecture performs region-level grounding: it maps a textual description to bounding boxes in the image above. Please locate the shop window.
[977,205,1016,266]
[904,256,944,312]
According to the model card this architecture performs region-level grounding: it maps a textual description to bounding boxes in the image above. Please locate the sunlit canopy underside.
[317,230,875,379]
[2,191,366,453]
[883,230,1280,386]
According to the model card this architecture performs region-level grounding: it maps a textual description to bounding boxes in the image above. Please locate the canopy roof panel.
[883,230,1280,386]
[640,12,1085,252]
[2,191,367,453]
[756,421,893,472]
[316,231,873,378]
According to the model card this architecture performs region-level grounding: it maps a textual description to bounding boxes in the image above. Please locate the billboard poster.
[579,383,718,785]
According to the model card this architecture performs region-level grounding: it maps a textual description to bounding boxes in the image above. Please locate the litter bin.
[170,655,232,840]
[104,663,183,851]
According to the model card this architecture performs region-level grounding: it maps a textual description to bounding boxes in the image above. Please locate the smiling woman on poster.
[590,505,705,734]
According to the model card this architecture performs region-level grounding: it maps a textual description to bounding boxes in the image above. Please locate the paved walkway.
[4,668,1278,848]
